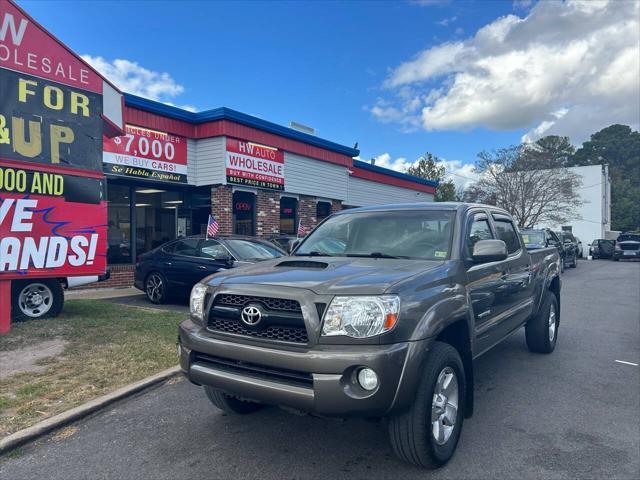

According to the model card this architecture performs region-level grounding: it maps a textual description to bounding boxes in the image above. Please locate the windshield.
[521,231,544,246]
[295,210,455,260]
[226,239,284,261]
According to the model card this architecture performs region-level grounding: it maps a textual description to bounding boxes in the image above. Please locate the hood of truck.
[203,256,443,295]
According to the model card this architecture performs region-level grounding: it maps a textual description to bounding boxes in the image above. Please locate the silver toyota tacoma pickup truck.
[179,202,561,468]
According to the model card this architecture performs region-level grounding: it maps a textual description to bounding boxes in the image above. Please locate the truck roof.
[337,202,510,216]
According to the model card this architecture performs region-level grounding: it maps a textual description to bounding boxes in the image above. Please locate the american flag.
[206,214,219,238]
[297,220,306,236]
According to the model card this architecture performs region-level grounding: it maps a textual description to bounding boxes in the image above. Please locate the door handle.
[198,265,207,270]
[164,261,172,266]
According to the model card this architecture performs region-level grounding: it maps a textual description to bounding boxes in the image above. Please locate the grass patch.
[0,300,184,437]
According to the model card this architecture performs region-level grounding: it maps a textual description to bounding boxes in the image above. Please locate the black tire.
[388,342,465,468]
[570,254,577,268]
[11,279,64,322]
[203,386,263,414]
[525,293,559,354]
[613,257,620,262]
[560,258,565,273]
[144,271,169,304]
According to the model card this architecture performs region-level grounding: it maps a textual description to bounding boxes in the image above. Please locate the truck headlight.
[322,296,400,338]
[190,283,208,323]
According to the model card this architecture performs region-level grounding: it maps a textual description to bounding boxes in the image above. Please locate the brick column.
[211,185,233,235]
[331,199,342,213]
[298,195,318,230]
[255,189,280,236]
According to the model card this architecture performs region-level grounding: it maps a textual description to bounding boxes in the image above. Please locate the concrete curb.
[0,366,181,455]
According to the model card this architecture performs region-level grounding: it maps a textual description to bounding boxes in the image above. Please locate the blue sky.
[18,0,639,186]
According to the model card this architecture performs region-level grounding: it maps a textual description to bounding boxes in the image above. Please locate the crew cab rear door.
[489,213,534,331]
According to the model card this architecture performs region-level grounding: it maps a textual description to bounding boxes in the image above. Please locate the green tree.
[569,125,640,231]
[405,152,457,202]
[522,135,575,169]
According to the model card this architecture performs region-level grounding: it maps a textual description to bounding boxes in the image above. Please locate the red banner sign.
[0,0,102,93]
[225,137,284,190]
[103,125,188,183]
[0,163,107,278]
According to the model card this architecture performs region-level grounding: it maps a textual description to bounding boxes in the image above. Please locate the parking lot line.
[615,360,639,367]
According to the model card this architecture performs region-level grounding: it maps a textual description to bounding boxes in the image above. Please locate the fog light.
[357,368,379,391]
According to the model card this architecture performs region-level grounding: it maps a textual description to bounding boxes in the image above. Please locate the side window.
[172,239,200,257]
[467,217,493,254]
[199,240,228,259]
[548,231,560,244]
[493,219,521,254]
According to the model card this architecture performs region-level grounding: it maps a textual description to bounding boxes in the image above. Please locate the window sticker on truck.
[434,251,447,258]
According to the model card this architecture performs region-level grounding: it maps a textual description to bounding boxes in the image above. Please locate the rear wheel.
[388,342,465,468]
[204,386,263,414]
[145,271,168,304]
[571,253,577,268]
[526,293,559,354]
[11,279,64,321]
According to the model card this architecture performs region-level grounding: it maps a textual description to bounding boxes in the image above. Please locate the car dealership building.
[101,94,437,287]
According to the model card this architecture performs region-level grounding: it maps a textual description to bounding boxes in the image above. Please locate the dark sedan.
[135,235,286,303]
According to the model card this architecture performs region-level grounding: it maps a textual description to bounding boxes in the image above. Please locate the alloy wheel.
[431,366,459,445]
[548,303,557,342]
[146,274,164,302]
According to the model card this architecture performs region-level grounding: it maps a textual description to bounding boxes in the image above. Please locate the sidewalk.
[65,287,140,300]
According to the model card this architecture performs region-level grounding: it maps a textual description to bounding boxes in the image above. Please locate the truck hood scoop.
[205,256,444,295]
[275,260,329,269]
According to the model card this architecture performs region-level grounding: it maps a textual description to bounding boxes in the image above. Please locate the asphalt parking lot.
[1,259,638,480]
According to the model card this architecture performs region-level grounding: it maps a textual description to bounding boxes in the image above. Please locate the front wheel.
[145,271,168,304]
[571,254,577,268]
[388,342,465,468]
[11,279,64,321]
[204,386,263,414]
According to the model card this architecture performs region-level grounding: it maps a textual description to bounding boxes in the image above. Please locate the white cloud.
[82,55,186,103]
[410,0,450,6]
[370,153,479,190]
[437,16,458,27]
[374,0,640,143]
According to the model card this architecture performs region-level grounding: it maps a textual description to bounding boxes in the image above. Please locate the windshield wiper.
[344,252,406,259]
[294,251,326,257]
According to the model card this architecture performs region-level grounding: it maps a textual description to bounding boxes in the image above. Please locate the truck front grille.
[620,244,639,251]
[208,317,309,344]
[214,294,302,313]
[207,294,308,344]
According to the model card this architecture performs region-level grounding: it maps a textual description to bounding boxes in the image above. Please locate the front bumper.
[614,250,640,260]
[179,319,430,417]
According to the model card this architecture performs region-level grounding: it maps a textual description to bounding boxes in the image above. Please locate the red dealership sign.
[0,0,123,333]
[226,137,284,190]
[0,0,102,93]
[0,163,107,278]
[103,125,188,183]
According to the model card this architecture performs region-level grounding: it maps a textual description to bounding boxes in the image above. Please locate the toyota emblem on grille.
[241,305,262,326]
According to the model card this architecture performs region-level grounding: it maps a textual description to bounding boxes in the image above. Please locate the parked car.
[556,231,578,269]
[266,235,298,252]
[179,203,561,468]
[589,239,616,259]
[520,228,566,271]
[10,272,111,322]
[613,233,640,261]
[135,235,286,304]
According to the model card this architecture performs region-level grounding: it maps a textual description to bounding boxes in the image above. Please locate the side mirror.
[472,239,508,263]
[214,252,234,266]
[288,238,300,254]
